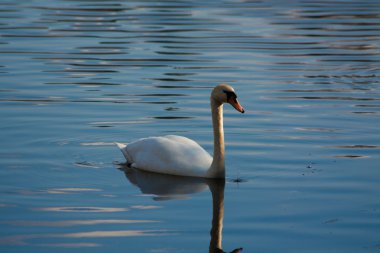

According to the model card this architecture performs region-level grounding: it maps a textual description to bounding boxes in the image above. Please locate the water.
[1,0,379,252]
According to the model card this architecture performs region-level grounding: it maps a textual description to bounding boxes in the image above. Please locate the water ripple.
[1,0,380,252]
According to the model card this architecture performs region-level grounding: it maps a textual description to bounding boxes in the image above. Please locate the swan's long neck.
[208,98,225,178]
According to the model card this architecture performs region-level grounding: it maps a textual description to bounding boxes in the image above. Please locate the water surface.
[1,0,380,252]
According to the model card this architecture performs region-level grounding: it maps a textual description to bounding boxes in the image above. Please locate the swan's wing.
[123,136,212,177]
[163,135,199,144]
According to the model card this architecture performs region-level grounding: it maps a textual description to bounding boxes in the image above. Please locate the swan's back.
[117,135,212,177]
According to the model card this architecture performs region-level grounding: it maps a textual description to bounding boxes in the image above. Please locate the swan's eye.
[223,90,237,100]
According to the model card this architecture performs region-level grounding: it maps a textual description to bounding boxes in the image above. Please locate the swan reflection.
[118,165,243,253]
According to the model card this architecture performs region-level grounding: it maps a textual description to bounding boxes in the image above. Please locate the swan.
[116,84,245,178]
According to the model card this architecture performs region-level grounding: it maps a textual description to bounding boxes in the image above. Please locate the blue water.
[1,0,380,252]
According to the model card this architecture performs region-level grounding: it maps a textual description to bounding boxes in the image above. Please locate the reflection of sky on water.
[0,0,379,252]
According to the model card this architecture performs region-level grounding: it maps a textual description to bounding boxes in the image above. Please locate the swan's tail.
[115,142,127,150]
[115,142,132,162]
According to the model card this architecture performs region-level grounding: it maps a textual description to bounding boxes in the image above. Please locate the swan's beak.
[228,97,245,113]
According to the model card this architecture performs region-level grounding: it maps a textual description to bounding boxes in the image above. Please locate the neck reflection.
[209,179,225,253]
[118,165,242,253]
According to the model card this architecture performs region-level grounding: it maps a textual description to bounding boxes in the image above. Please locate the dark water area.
[0,0,379,252]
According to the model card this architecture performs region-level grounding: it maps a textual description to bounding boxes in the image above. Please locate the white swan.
[116,84,245,178]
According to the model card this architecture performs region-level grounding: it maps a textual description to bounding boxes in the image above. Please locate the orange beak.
[228,97,245,113]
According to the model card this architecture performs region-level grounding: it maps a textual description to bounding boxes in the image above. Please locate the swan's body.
[116,136,212,177]
[116,84,244,178]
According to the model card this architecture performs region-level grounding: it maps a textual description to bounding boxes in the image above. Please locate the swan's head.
[211,84,245,113]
